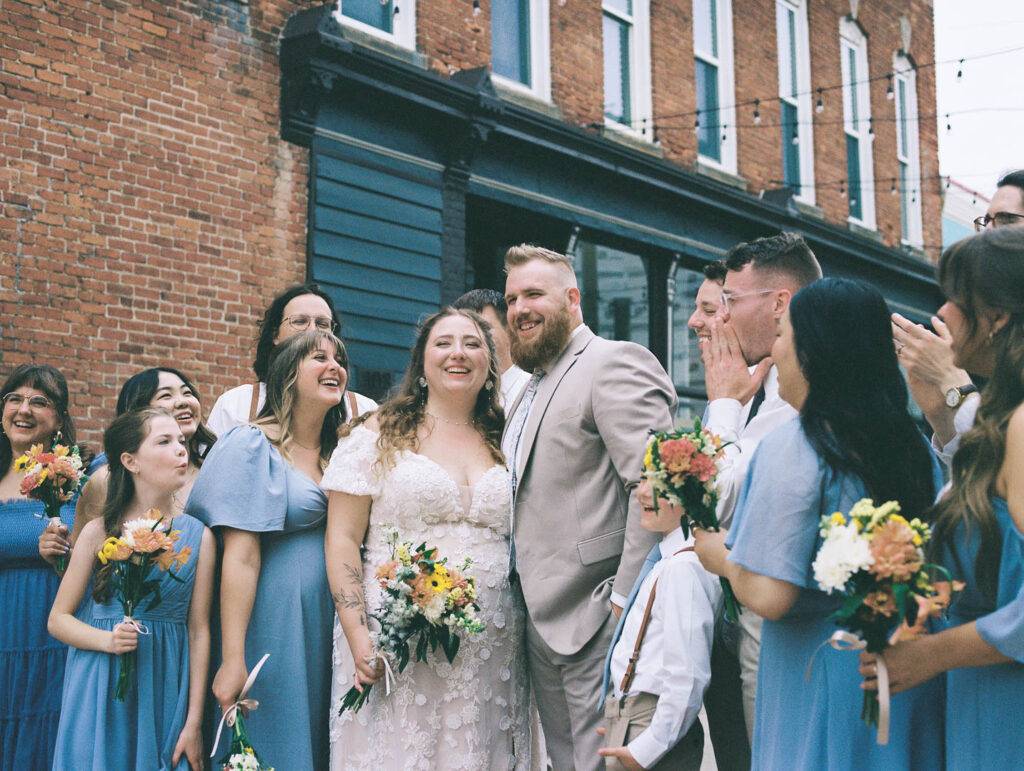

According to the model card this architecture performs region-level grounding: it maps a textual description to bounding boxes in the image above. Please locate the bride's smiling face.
[422,315,490,398]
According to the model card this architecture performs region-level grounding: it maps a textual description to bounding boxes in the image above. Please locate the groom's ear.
[566,286,581,313]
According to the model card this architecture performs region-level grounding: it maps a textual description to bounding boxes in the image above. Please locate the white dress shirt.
[206,382,378,436]
[608,527,721,768]
[500,364,531,411]
[704,365,798,528]
[931,392,980,469]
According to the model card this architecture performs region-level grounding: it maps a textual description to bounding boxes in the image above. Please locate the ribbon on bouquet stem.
[806,630,890,745]
[210,653,271,758]
[119,615,151,635]
[366,653,396,696]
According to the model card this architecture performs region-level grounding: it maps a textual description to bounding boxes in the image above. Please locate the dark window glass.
[575,242,648,347]
[341,0,393,33]
[492,0,531,86]
[603,14,631,124]
[696,59,721,161]
[781,100,800,192]
[846,134,862,220]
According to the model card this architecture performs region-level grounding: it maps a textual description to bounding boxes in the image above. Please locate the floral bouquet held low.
[811,498,961,744]
[339,528,486,714]
[212,653,275,771]
[643,419,740,621]
[96,509,192,701]
[15,442,90,572]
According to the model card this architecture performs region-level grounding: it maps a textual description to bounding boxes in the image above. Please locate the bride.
[323,308,530,770]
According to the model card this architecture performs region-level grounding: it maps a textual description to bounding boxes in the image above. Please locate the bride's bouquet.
[643,420,740,620]
[811,498,960,743]
[339,527,485,714]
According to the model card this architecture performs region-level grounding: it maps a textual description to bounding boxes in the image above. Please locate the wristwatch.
[944,384,978,409]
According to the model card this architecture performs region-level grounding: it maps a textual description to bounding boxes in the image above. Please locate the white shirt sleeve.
[205,384,255,437]
[931,393,980,469]
[627,558,720,768]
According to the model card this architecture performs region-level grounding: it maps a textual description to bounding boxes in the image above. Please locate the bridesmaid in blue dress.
[860,227,1024,769]
[187,329,349,771]
[694,279,944,770]
[0,364,81,770]
[49,408,214,770]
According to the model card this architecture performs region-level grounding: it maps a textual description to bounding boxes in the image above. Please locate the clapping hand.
[701,320,771,404]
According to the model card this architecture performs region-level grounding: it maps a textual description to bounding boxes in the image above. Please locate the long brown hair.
[930,225,1024,599]
[256,328,348,471]
[345,308,504,469]
[93,408,170,602]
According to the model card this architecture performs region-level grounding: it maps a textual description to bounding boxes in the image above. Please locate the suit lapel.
[516,326,595,479]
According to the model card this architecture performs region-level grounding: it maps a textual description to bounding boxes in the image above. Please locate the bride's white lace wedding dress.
[323,425,531,770]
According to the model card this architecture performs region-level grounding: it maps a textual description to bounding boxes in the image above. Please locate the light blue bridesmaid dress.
[725,418,944,771]
[185,425,332,771]
[51,513,205,771]
[942,496,1024,769]
[0,498,75,770]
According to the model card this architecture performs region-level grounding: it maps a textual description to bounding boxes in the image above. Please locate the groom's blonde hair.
[504,244,576,284]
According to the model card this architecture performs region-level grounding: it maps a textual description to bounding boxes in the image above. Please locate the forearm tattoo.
[333,563,367,626]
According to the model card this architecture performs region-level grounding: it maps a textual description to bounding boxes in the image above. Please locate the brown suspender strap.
[618,546,695,695]
[247,381,261,422]
[347,391,359,420]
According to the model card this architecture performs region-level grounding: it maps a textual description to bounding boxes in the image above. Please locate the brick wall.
[1,0,940,447]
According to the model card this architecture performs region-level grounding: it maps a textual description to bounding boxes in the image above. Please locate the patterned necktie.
[505,370,543,573]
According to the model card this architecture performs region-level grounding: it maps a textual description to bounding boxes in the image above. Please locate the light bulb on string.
[472,0,481,17]
[945,177,951,189]
[721,124,728,144]
[791,127,799,146]
[693,113,701,135]
[911,190,917,204]
[886,75,894,100]
[753,99,761,124]
[868,117,874,137]
[840,181,846,198]
[890,179,897,196]
[946,114,952,133]
[394,2,400,13]
[815,88,824,114]
[957,59,964,80]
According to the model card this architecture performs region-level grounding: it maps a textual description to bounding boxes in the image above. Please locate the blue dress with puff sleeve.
[52,514,205,770]
[185,425,332,771]
[0,498,75,771]
[726,419,944,771]
[941,496,1024,769]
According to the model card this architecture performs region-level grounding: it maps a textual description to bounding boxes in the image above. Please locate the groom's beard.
[509,303,573,372]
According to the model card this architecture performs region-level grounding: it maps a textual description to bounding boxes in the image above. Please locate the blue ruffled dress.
[941,496,1024,769]
[726,419,944,771]
[185,425,332,771]
[51,513,205,770]
[0,498,75,771]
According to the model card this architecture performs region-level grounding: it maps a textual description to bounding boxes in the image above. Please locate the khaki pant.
[603,692,704,771]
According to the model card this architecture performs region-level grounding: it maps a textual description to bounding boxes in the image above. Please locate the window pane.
[603,14,632,124]
[575,242,648,348]
[846,134,862,220]
[696,59,721,161]
[694,0,717,58]
[776,5,797,98]
[492,0,531,86]
[900,160,910,241]
[605,0,633,16]
[847,46,859,125]
[897,79,909,157]
[781,100,800,192]
[341,0,393,33]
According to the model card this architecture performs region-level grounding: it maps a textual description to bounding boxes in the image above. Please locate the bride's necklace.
[425,411,473,427]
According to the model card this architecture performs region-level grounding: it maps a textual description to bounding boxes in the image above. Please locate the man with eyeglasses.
[698,232,822,753]
[895,168,1024,470]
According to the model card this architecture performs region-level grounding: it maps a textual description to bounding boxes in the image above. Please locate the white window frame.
[602,0,653,142]
[775,0,815,205]
[333,0,416,50]
[840,19,876,229]
[490,0,551,102]
[893,53,923,247]
[693,0,737,172]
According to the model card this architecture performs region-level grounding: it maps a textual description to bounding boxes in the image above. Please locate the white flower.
[812,523,873,594]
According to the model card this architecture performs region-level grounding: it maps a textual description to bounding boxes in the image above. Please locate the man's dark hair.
[253,284,341,382]
[996,169,1024,205]
[702,260,727,284]
[453,289,508,329]
[723,232,822,289]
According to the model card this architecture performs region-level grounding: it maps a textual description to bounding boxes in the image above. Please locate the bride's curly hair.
[343,308,505,469]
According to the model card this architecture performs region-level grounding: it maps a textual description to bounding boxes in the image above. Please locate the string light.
[791,127,799,145]
[956,59,964,80]
[946,114,952,133]
[753,99,761,124]
[693,113,701,134]
[890,179,898,195]
[815,88,824,114]
[472,0,481,17]
[868,117,874,137]
[886,75,894,100]
[839,180,846,198]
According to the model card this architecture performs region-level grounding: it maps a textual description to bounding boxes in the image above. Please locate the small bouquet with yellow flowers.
[643,419,739,619]
[15,442,89,571]
[97,509,192,700]
[811,498,960,743]
[338,527,485,714]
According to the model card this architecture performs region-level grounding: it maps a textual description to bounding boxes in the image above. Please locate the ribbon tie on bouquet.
[367,653,396,696]
[120,615,151,636]
[806,630,890,745]
[211,653,270,758]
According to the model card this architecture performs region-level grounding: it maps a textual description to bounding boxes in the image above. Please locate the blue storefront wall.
[309,132,444,396]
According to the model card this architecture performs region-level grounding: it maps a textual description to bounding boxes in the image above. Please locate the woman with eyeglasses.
[206,284,376,435]
[860,225,1024,769]
[0,364,87,770]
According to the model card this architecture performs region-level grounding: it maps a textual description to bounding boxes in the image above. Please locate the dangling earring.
[55,429,63,443]
[418,376,427,389]
[485,380,494,391]
[987,329,996,345]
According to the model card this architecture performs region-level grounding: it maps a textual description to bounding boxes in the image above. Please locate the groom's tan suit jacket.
[507,325,676,656]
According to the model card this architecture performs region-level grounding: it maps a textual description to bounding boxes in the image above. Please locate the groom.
[502,244,676,770]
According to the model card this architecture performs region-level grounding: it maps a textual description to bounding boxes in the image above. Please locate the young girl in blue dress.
[49,407,214,771]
